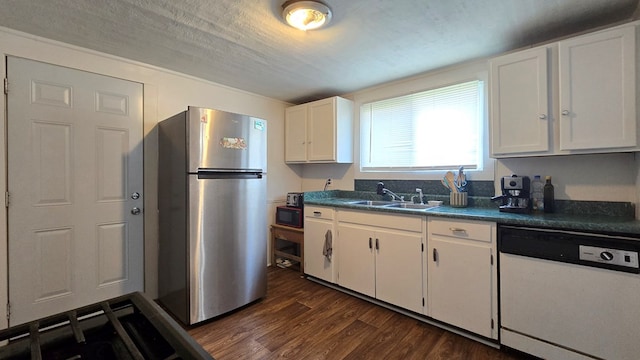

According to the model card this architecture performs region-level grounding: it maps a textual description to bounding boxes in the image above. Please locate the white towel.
[322,229,332,261]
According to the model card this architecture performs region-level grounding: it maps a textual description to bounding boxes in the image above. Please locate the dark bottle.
[543,176,554,213]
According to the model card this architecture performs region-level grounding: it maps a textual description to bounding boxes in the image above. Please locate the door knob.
[131,192,141,200]
[131,207,141,215]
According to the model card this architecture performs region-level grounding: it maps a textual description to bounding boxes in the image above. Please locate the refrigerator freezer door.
[187,107,267,172]
[187,174,267,324]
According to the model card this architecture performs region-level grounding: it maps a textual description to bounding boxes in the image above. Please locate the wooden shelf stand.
[270,224,304,274]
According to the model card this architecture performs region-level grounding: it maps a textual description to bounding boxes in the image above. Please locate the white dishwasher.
[499,225,640,360]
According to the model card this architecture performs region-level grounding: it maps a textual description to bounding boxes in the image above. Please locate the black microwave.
[275,206,303,228]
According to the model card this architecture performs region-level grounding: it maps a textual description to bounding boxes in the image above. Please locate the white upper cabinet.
[284,96,353,163]
[284,104,308,162]
[490,24,638,157]
[558,26,636,150]
[490,46,550,155]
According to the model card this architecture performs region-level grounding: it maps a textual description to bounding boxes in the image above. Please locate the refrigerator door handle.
[197,168,263,173]
[197,172,263,180]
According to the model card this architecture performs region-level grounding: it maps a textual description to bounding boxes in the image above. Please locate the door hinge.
[6,302,10,321]
[422,298,425,307]
[5,192,9,207]
[3,78,8,94]
[491,318,495,329]
[491,254,494,265]
[421,243,424,252]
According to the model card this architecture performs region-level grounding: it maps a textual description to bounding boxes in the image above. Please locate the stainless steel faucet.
[376,182,404,202]
[384,189,404,201]
[412,188,424,204]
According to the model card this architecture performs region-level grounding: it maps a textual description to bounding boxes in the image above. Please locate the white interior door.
[7,56,144,326]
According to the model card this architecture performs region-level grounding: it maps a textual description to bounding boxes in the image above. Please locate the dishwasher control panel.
[579,246,639,269]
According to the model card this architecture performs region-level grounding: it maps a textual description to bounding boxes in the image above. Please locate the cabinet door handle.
[449,227,466,233]
[369,237,372,249]
[375,238,379,250]
[313,211,321,216]
[433,248,437,262]
[561,110,570,116]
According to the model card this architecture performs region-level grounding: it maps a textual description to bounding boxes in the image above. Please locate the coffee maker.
[491,175,531,213]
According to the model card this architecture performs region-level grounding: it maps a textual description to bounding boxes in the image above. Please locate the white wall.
[496,153,637,202]
[301,163,354,191]
[0,27,300,329]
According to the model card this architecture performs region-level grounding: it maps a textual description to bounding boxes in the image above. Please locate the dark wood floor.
[188,267,531,360]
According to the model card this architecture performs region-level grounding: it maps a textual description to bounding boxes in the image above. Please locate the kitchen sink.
[384,203,439,210]
[346,200,439,210]
[347,200,394,206]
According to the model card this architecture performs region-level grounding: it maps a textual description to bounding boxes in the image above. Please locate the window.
[360,80,484,172]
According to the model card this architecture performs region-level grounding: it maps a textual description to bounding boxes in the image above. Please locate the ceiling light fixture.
[282,0,332,31]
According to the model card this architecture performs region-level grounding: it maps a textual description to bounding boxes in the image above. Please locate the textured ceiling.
[0,0,638,104]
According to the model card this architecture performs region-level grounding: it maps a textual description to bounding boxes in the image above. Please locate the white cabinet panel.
[427,218,497,339]
[490,46,550,155]
[337,223,375,297]
[304,206,337,283]
[428,237,493,337]
[307,98,336,161]
[284,105,307,162]
[558,26,636,150]
[375,228,423,314]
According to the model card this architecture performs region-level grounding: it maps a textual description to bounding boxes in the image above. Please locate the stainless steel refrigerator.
[157,106,267,325]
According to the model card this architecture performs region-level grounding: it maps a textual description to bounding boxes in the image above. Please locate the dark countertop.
[304,196,640,237]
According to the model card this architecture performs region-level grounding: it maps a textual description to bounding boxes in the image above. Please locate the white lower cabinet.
[427,218,498,339]
[304,206,336,283]
[337,210,424,314]
[335,223,375,296]
[312,206,498,339]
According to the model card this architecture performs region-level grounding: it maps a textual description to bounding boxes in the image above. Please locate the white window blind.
[360,80,484,171]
